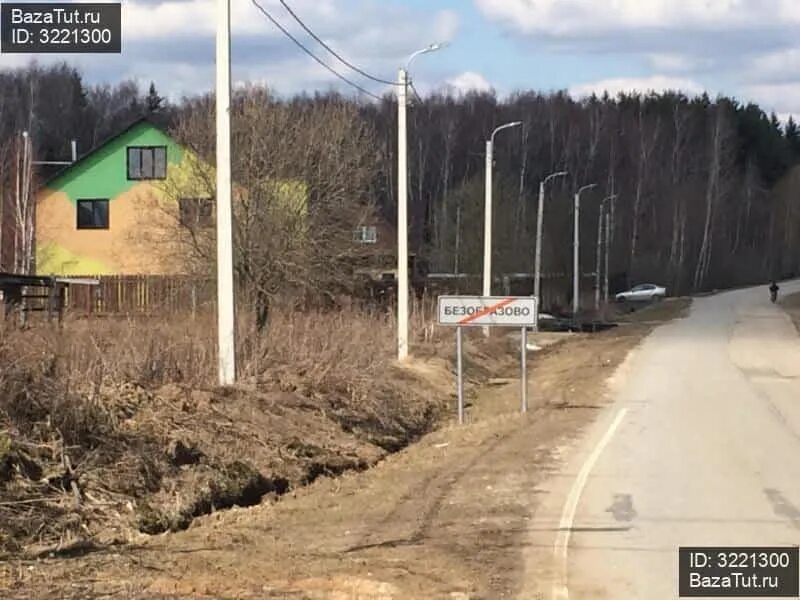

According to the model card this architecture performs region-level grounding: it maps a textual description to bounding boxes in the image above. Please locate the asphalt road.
[522,282,800,599]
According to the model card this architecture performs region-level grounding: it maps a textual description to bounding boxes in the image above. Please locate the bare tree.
[164,87,380,328]
[630,100,662,271]
[12,133,35,274]
[694,104,733,290]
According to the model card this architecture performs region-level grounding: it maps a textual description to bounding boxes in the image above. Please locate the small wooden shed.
[0,272,99,325]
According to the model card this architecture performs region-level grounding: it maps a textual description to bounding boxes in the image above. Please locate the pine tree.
[785,116,800,159]
[770,111,782,135]
[146,81,163,113]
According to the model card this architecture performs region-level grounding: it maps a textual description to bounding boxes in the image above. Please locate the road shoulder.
[3,300,691,600]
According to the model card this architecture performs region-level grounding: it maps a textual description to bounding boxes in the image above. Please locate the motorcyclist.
[769,280,779,303]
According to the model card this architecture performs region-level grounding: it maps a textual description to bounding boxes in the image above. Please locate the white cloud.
[473,0,795,37]
[434,10,460,43]
[0,0,460,99]
[648,53,712,74]
[474,0,800,116]
[570,75,704,98]
[744,82,800,117]
[746,49,800,84]
[445,71,493,94]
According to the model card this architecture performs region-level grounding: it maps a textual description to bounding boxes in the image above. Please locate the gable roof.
[43,116,172,186]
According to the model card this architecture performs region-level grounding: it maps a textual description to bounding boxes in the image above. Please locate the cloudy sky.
[2,0,800,117]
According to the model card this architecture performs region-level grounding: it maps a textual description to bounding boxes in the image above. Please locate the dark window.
[77,199,109,229]
[179,198,214,228]
[127,146,167,180]
[353,225,377,244]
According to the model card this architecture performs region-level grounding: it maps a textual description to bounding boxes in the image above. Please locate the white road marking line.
[552,408,629,600]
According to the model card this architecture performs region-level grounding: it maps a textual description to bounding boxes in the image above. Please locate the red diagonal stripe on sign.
[458,297,516,325]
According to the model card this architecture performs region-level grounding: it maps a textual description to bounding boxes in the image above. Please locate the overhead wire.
[409,81,424,105]
[275,0,400,87]
[249,0,383,101]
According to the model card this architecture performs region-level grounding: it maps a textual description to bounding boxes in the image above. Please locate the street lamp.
[482,121,522,336]
[573,184,598,317]
[595,194,617,312]
[533,170,568,313]
[397,42,447,361]
[604,194,617,305]
[483,122,523,295]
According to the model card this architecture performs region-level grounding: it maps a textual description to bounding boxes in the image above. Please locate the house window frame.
[353,225,378,244]
[179,197,215,229]
[127,145,168,181]
[76,199,110,230]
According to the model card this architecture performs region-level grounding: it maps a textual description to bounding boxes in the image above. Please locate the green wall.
[47,121,185,203]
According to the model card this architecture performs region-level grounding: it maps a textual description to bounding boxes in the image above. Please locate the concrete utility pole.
[397,66,409,361]
[396,43,445,361]
[595,194,617,312]
[604,208,611,304]
[573,184,598,317]
[533,170,568,311]
[604,195,616,305]
[216,0,236,385]
[482,121,521,336]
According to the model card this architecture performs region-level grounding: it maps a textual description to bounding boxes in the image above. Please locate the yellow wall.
[36,183,189,276]
[35,135,307,277]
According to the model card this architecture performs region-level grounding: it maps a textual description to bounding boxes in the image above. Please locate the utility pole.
[483,136,493,300]
[573,184,597,317]
[397,65,410,361]
[604,208,611,304]
[216,0,236,385]
[606,194,616,303]
[482,121,521,336]
[595,203,604,313]
[396,43,446,361]
[595,195,617,312]
[533,170,568,312]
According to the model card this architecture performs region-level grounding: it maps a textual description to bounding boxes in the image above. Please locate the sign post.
[438,296,538,423]
[521,325,527,413]
[456,326,465,424]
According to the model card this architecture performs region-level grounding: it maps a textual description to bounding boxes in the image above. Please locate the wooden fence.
[58,271,607,316]
[63,275,215,315]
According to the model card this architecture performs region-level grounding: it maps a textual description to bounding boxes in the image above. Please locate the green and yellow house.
[36,118,212,276]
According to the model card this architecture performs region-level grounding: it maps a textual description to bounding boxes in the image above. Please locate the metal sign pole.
[438,295,538,424]
[457,326,465,424]
[521,326,528,414]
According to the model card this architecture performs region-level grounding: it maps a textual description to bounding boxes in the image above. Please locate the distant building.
[35,118,213,276]
[351,213,429,300]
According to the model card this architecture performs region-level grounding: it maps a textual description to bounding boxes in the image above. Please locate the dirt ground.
[0,299,690,600]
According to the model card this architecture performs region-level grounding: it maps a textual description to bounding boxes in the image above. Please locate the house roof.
[43,115,170,187]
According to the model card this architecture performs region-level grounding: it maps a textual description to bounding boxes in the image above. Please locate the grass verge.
[0,302,513,559]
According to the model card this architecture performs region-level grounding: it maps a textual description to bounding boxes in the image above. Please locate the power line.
[409,81,424,105]
[276,0,400,87]
[250,0,382,101]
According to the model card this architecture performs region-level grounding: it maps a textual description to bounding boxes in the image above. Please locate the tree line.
[2,62,800,300]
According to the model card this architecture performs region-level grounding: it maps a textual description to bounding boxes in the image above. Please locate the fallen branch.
[24,538,99,559]
[0,497,56,507]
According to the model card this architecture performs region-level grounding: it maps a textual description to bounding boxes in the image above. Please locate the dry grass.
[0,300,464,557]
[610,297,692,323]
[0,299,443,390]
